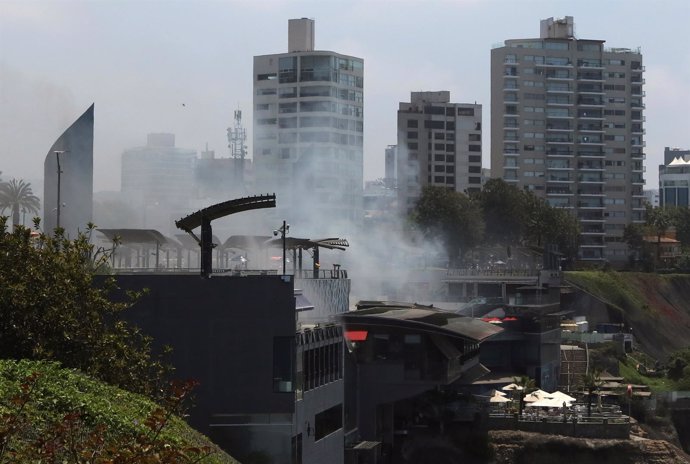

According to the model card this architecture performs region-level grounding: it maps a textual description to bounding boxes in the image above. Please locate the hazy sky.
[1,0,689,193]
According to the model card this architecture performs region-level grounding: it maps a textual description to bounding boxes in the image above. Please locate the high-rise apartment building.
[491,17,645,262]
[253,18,364,233]
[397,91,482,215]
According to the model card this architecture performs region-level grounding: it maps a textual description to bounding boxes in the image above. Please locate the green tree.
[646,205,673,265]
[511,375,535,416]
[412,186,485,266]
[473,179,527,246]
[0,219,170,398]
[0,179,40,228]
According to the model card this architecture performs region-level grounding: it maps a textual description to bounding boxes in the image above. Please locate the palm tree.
[513,375,536,416]
[0,179,40,228]
[580,368,603,417]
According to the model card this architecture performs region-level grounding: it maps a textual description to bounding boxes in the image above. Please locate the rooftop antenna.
[227,108,247,189]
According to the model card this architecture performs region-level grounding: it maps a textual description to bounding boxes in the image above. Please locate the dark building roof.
[341,302,503,343]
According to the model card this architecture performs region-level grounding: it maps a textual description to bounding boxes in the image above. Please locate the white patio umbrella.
[490,393,512,403]
[525,397,567,408]
[549,390,577,404]
[524,391,546,403]
[489,389,507,397]
[502,383,524,392]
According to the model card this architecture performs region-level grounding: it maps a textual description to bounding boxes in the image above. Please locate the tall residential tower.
[491,17,645,262]
[253,18,364,233]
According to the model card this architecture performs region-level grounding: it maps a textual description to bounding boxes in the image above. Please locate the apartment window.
[434,154,445,162]
[257,118,277,125]
[424,105,445,115]
[279,117,297,129]
[279,102,297,113]
[407,120,418,128]
[256,103,270,111]
[607,97,626,104]
[407,142,418,150]
[524,93,545,100]
[544,41,568,50]
[469,177,481,184]
[279,87,297,98]
[604,110,626,116]
[407,131,418,139]
[458,107,475,116]
[434,143,445,151]
[257,73,277,81]
[607,72,626,79]
[445,144,455,152]
[434,176,444,183]
[469,166,481,173]
[424,120,445,130]
[469,155,481,163]
[604,198,626,205]
[469,134,481,142]
[434,132,445,140]
[577,43,600,52]
[604,135,625,142]
[273,337,295,392]
[314,404,343,441]
[300,85,332,97]
[257,88,277,96]
[446,121,456,131]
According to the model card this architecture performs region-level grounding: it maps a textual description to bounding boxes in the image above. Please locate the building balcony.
[546,150,574,157]
[577,163,604,170]
[577,125,604,132]
[631,90,646,97]
[503,151,520,157]
[581,227,605,235]
[578,215,605,222]
[578,175,604,183]
[546,188,574,195]
[578,189,605,196]
[536,61,573,68]
[546,165,573,170]
[577,150,604,157]
[577,201,605,209]
[547,175,574,183]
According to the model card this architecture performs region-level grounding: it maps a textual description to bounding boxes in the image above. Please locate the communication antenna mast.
[227,108,247,188]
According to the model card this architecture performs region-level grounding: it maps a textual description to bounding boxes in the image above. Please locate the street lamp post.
[55,151,65,229]
[274,221,289,275]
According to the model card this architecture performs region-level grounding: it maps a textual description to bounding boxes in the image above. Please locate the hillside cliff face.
[490,430,689,464]
[563,272,690,361]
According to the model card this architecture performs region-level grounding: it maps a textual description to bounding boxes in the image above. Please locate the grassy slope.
[564,271,690,362]
[0,359,239,464]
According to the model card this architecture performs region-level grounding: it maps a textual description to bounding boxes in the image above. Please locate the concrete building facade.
[253,18,364,234]
[491,16,646,262]
[397,91,482,215]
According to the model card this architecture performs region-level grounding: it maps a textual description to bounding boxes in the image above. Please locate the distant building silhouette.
[43,104,94,237]
[120,133,196,231]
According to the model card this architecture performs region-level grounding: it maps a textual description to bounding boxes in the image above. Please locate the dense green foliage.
[411,186,485,265]
[0,359,237,463]
[411,180,580,264]
[0,219,170,398]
